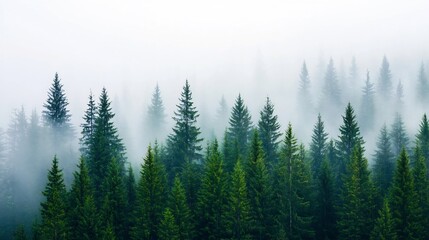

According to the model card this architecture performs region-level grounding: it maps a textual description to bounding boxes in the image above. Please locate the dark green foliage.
[258,97,281,168]
[416,114,429,169]
[169,176,193,240]
[390,113,409,157]
[310,114,328,175]
[417,63,429,104]
[100,158,127,240]
[360,71,376,132]
[315,159,336,240]
[80,92,97,158]
[146,84,166,142]
[373,125,395,197]
[13,225,26,240]
[40,156,68,240]
[222,129,239,173]
[133,146,167,240]
[180,159,201,224]
[167,80,203,180]
[197,140,228,239]
[370,199,396,240]
[412,146,429,239]
[228,94,253,159]
[338,144,376,240]
[378,56,393,100]
[389,149,418,240]
[68,157,99,240]
[227,160,251,239]
[124,166,136,240]
[336,103,363,186]
[246,131,272,239]
[158,208,179,240]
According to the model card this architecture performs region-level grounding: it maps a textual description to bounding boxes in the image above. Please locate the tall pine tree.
[258,97,281,168]
[359,71,376,132]
[80,91,97,158]
[372,125,395,197]
[169,176,193,240]
[390,113,409,157]
[416,114,429,170]
[145,84,166,142]
[228,94,253,159]
[417,63,429,105]
[378,56,393,101]
[310,114,328,175]
[412,146,429,239]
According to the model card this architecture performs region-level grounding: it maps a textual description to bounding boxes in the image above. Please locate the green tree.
[40,156,68,240]
[145,84,166,142]
[416,114,429,169]
[378,56,393,100]
[298,61,313,111]
[258,97,281,168]
[166,80,203,180]
[390,113,409,157]
[158,208,179,240]
[359,71,376,132]
[80,91,97,158]
[169,176,193,240]
[417,63,429,105]
[197,140,228,239]
[338,144,376,240]
[321,58,341,113]
[13,225,26,240]
[227,160,251,239]
[68,157,99,240]
[310,114,328,175]
[412,146,429,239]
[370,199,396,240]
[228,94,253,159]
[373,125,395,197]
[124,166,136,240]
[389,149,418,240]
[133,146,167,240]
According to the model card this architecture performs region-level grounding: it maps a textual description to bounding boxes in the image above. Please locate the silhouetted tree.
[378,56,393,101]
[228,94,253,159]
[417,63,428,105]
[390,113,409,157]
[359,71,376,132]
[310,114,328,175]
[373,125,395,197]
[258,97,281,168]
[146,84,166,142]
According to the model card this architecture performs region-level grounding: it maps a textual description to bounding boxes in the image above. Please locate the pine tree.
[227,160,251,239]
[169,176,193,240]
[360,71,376,132]
[390,113,409,157]
[146,84,166,142]
[310,114,328,175]
[336,103,363,187]
[68,157,99,240]
[13,225,27,240]
[417,63,429,105]
[158,208,179,240]
[124,166,136,240]
[246,131,272,239]
[166,80,203,179]
[258,97,281,168]
[197,140,228,239]
[180,159,201,225]
[370,199,396,240]
[395,81,404,113]
[80,91,97,158]
[88,88,126,204]
[321,58,341,111]
[315,159,336,240]
[100,158,127,240]
[378,56,393,101]
[40,156,68,240]
[373,125,395,197]
[338,144,376,240]
[215,95,229,136]
[228,94,253,159]
[390,149,418,239]
[412,146,429,239]
[416,114,429,169]
[133,146,167,240]
[298,61,312,110]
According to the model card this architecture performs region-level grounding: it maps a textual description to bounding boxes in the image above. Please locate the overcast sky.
[0,0,428,129]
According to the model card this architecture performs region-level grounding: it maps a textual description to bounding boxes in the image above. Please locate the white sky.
[0,0,428,129]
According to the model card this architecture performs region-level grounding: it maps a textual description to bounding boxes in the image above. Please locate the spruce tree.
[258,97,281,168]
[359,71,376,132]
[124,166,136,240]
[416,114,429,169]
[146,84,166,142]
[321,58,341,112]
[390,113,409,157]
[227,160,251,239]
[169,176,193,240]
[68,157,99,240]
[389,149,418,239]
[370,199,396,240]
[40,156,68,240]
[180,159,201,225]
[246,130,272,239]
[373,125,395,197]
[228,94,253,159]
[412,146,429,239]
[395,81,404,113]
[133,146,167,240]
[310,114,328,175]
[80,91,97,158]
[197,140,228,239]
[158,208,179,240]
[13,225,26,240]
[166,80,203,179]
[417,63,429,105]
[298,61,312,110]
[378,56,393,100]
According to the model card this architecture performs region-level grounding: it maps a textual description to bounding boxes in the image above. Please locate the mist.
[1,0,429,238]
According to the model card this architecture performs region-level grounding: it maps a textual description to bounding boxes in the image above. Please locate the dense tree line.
[1,56,429,239]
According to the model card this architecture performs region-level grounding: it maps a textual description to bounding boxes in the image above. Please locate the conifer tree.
[370,199,396,240]
[321,58,341,111]
[395,81,404,113]
[167,80,203,179]
[246,131,272,239]
[146,84,166,142]
[412,146,429,239]
[215,95,229,136]
[378,56,393,100]
[228,94,253,159]
[227,160,251,239]
[124,166,136,240]
[390,113,409,157]
[417,63,429,104]
[180,159,201,223]
[258,97,281,168]
[13,225,26,240]
[222,130,239,173]
[310,114,328,175]
[359,71,376,132]
[133,146,167,240]
[80,91,97,158]
[298,61,312,110]
[197,140,228,239]
[416,114,429,169]
[338,144,376,240]
[40,156,68,240]
[158,208,179,240]
[373,125,395,197]
[390,149,418,239]
[169,176,193,240]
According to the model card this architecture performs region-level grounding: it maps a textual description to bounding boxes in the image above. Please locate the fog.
[1,0,429,237]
